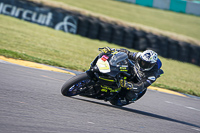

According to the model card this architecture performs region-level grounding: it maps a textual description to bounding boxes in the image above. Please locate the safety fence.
[0,0,200,66]
[116,0,200,16]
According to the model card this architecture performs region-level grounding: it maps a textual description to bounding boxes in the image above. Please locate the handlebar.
[98,47,114,53]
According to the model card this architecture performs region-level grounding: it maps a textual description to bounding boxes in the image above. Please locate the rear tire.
[61,73,89,96]
[136,88,147,101]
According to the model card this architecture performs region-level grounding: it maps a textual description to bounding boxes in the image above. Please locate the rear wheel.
[109,97,130,107]
[109,89,147,106]
[61,73,90,96]
[136,88,147,101]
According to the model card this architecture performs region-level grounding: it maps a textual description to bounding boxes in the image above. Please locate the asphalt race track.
[0,61,200,133]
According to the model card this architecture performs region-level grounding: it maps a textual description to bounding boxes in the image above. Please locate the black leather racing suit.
[120,50,164,101]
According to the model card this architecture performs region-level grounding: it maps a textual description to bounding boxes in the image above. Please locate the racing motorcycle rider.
[106,47,163,105]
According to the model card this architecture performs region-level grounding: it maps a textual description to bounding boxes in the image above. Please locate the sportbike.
[61,47,163,106]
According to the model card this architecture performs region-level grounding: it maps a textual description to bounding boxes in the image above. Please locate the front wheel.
[61,73,90,96]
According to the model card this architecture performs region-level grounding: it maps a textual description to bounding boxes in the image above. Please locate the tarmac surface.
[0,57,200,133]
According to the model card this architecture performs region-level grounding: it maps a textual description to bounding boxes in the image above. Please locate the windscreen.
[109,52,128,66]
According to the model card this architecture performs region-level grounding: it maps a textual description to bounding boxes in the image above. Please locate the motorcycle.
[61,47,162,106]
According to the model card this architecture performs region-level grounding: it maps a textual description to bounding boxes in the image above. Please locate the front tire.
[61,73,90,96]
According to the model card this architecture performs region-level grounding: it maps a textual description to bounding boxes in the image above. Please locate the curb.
[148,86,187,97]
[0,56,76,75]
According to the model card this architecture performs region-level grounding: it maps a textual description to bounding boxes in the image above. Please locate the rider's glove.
[120,79,133,90]
[120,79,142,93]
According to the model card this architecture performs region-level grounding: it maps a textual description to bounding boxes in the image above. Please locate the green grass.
[0,15,200,97]
[46,0,200,43]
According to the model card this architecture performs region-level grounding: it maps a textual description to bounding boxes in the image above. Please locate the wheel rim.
[67,79,90,96]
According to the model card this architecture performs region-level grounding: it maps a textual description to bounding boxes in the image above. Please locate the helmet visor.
[138,58,155,70]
